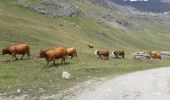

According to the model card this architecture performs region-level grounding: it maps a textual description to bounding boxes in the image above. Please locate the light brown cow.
[95,49,109,60]
[149,50,161,59]
[112,50,125,59]
[1,44,30,61]
[37,47,67,68]
[88,44,94,48]
[66,47,77,59]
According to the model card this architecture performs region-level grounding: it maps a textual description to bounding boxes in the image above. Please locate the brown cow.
[1,44,30,61]
[112,50,125,59]
[66,47,77,59]
[148,50,161,59]
[88,44,94,48]
[95,49,109,60]
[37,47,67,68]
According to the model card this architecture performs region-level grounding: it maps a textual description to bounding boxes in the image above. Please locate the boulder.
[160,51,170,60]
[133,52,150,60]
[62,71,71,79]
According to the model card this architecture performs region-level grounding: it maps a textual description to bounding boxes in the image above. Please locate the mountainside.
[112,0,170,13]
[1,0,170,97]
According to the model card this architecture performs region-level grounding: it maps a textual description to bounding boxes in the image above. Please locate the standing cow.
[88,44,94,48]
[37,47,67,68]
[66,47,77,59]
[149,50,161,59]
[1,44,30,61]
[95,49,109,60]
[112,50,125,59]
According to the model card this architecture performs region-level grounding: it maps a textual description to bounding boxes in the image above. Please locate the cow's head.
[88,44,93,48]
[1,48,8,55]
[148,50,152,55]
[37,50,46,58]
[94,50,98,55]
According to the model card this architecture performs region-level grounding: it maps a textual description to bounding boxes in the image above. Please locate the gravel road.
[71,67,170,100]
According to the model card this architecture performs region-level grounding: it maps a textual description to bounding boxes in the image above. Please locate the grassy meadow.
[1,0,170,96]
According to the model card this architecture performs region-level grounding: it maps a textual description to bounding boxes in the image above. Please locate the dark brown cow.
[66,47,77,59]
[112,50,125,59]
[149,50,161,59]
[37,47,67,68]
[95,49,109,60]
[1,44,30,61]
[88,44,94,48]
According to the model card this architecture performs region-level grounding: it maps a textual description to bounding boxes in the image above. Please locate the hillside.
[1,0,170,98]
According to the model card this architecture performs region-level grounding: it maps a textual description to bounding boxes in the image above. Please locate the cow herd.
[0,43,162,68]
[94,49,125,60]
[0,44,77,68]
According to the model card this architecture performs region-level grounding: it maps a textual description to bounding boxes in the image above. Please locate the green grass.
[1,0,170,97]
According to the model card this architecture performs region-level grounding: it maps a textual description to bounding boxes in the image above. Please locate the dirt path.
[1,67,170,100]
[70,67,170,100]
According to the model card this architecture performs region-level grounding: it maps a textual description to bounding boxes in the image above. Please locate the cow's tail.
[27,45,30,58]
[74,48,77,57]
[65,48,68,59]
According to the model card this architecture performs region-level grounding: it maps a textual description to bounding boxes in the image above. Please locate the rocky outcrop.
[160,51,170,60]
[133,52,150,60]
[41,0,81,17]
[17,2,49,15]
[17,0,81,18]
[86,0,111,8]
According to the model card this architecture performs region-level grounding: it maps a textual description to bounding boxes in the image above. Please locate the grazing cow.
[1,44,30,61]
[149,50,161,59]
[88,44,94,48]
[66,47,77,59]
[112,50,125,59]
[37,47,67,68]
[95,49,109,60]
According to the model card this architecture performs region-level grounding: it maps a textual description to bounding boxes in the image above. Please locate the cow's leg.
[27,50,30,58]
[107,55,109,60]
[117,54,119,59]
[20,54,25,60]
[115,54,118,58]
[11,56,15,62]
[63,57,66,64]
[61,58,64,65]
[61,57,66,65]
[72,53,75,59]
[70,55,72,59]
[53,60,56,65]
[122,54,125,59]
[60,59,63,65]
[46,61,49,68]
[100,55,102,59]
[12,53,18,61]
[45,58,50,68]
[65,55,68,59]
